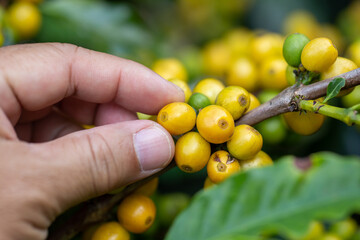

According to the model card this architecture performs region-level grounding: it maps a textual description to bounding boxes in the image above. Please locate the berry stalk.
[299,100,360,126]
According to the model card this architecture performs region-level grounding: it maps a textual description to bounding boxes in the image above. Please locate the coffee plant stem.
[299,100,360,126]
[237,68,360,126]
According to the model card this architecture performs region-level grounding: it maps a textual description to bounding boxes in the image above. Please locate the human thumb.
[38,120,174,213]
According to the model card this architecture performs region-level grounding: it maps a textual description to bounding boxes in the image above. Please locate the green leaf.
[165,152,360,240]
[37,0,155,63]
[323,78,346,103]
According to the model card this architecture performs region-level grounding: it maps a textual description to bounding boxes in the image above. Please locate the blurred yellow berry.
[283,11,321,40]
[226,57,258,92]
[152,58,188,82]
[259,57,288,90]
[7,1,41,39]
[202,40,231,76]
[245,93,261,113]
[168,78,192,103]
[193,78,225,104]
[250,33,283,63]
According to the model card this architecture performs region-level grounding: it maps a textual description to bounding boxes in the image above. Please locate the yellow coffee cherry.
[215,86,250,120]
[203,177,216,189]
[202,40,231,76]
[321,57,357,96]
[346,40,360,66]
[226,57,258,92]
[207,150,241,183]
[193,78,225,104]
[283,111,325,136]
[175,132,211,173]
[168,78,192,103]
[152,58,188,82]
[283,11,320,40]
[239,151,273,171]
[117,194,156,234]
[321,57,357,80]
[7,1,41,39]
[227,125,263,160]
[298,221,325,240]
[223,27,254,59]
[301,38,338,72]
[245,93,261,113]
[134,177,159,196]
[157,102,196,135]
[259,57,288,90]
[196,105,235,144]
[250,33,283,63]
[91,222,130,240]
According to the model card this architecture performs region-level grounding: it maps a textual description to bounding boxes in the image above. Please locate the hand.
[0,43,184,239]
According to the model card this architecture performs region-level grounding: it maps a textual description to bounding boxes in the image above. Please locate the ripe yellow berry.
[283,111,325,136]
[134,177,159,196]
[91,222,130,240]
[301,38,338,72]
[152,58,188,82]
[227,125,263,160]
[321,57,357,80]
[196,105,235,144]
[245,93,261,113]
[259,57,288,90]
[168,78,192,103]
[117,194,156,234]
[216,86,250,120]
[207,150,241,183]
[202,40,231,76]
[175,132,211,173]
[7,1,41,39]
[203,177,216,189]
[239,151,273,171]
[321,57,357,96]
[250,33,283,63]
[157,102,196,136]
[193,78,225,104]
[226,57,258,92]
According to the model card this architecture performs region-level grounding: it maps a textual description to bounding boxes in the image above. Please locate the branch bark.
[236,68,360,126]
[48,68,360,240]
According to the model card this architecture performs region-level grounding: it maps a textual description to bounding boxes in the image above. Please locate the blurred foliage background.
[2,1,360,239]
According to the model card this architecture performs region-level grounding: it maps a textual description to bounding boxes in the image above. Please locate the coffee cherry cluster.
[282,33,358,135]
[155,77,273,186]
[90,178,159,240]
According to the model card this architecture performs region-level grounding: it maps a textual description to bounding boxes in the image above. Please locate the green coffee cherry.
[283,33,310,67]
[188,92,211,113]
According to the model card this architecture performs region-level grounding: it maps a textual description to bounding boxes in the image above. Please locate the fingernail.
[133,125,173,171]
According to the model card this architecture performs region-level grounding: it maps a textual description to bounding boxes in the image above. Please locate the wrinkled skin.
[0,43,184,239]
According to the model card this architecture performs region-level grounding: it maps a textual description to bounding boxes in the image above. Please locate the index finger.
[0,43,184,124]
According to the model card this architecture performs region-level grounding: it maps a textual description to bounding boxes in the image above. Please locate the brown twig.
[47,162,176,240]
[236,68,360,126]
[47,68,360,240]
